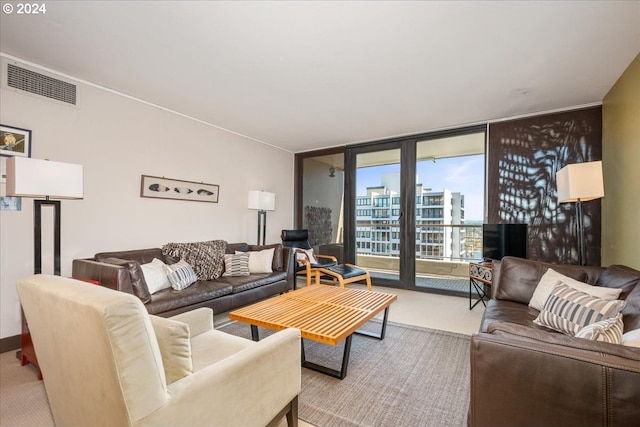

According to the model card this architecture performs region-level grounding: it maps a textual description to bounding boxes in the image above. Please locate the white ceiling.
[1,1,638,153]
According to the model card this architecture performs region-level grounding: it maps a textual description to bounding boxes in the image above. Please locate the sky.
[356,154,485,221]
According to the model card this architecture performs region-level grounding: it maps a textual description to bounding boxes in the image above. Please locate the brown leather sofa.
[468,256,640,427]
[72,242,294,317]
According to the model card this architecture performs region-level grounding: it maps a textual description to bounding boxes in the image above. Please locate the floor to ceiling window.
[297,125,486,294]
[354,148,403,285]
[413,132,485,291]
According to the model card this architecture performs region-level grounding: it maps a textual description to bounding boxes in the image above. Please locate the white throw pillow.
[236,248,274,274]
[529,268,622,311]
[295,248,318,266]
[622,329,640,348]
[141,258,171,294]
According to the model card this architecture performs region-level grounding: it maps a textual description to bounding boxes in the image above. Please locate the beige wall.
[0,58,294,339]
[602,54,640,269]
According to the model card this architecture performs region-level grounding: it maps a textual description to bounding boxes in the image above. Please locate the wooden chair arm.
[316,254,338,262]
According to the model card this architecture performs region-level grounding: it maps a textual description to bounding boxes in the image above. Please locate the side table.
[469,260,492,310]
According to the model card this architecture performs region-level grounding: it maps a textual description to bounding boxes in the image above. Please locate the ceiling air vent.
[7,63,77,105]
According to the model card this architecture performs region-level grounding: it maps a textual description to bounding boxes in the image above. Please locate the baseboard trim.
[0,334,20,354]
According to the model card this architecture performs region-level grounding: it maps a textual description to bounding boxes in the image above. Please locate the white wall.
[0,60,294,339]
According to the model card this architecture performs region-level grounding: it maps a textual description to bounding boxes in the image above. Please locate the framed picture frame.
[1,124,32,158]
[140,175,219,203]
[0,196,22,211]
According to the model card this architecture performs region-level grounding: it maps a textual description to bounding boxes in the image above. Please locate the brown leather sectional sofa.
[469,256,640,427]
[72,242,294,317]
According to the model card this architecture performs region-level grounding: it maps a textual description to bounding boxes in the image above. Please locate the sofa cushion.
[495,256,593,304]
[597,265,640,332]
[529,268,622,311]
[190,329,253,373]
[575,313,624,344]
[95,248,165,265]
[162,240,226,280]
[224,271,288,294]
[533,281,626,336]
[163,260,198,290]
[225,242,249,254]
[480,299,540,333]
[145,281,233,315]
[486,320,640,360]
[101,257,152,303]
[222,253,250,277]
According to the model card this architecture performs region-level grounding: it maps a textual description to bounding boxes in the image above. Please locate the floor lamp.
[248,190,275,246]
[7,156,83,375]
[7,157,84,273]
[556,160,604,266]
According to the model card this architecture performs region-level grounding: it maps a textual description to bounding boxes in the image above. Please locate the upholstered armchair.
[17,274,301,427]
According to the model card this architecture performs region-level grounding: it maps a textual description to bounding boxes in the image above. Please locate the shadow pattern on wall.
[488,106,602,265]
[304,206,333,249]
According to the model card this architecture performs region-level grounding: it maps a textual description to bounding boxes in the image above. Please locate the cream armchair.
[17,274,301,427]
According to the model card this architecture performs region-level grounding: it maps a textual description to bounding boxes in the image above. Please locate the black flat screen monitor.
[482,224,528,260]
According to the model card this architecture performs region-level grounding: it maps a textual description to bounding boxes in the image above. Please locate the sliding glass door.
[413,132,486,291]
[344,126,485,291]
[298,125,486,293]
[345,140,414,288]
[354,148,403,284]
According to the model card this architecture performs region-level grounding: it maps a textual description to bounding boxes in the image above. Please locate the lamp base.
[575,200,585,266]
[34,199,61,274]
[257,210,267,246]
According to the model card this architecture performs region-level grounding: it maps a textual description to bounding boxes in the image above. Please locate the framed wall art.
[1,124,32,158]
[140,175,219,203]
[1,196,22,211]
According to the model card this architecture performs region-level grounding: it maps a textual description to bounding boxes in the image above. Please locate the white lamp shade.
[6,157,84,199]
[556,160,604,203]
[248,190,275,211]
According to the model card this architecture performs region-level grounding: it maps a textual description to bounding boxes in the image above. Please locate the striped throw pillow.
[575,313,624,344]
[533,281,626,336]
[223,253,250,277]
[163,260,198,290]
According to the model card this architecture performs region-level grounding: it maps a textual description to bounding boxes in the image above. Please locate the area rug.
[219,319,471,427]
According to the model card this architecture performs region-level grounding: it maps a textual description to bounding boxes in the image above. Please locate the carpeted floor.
[220,319,471,427]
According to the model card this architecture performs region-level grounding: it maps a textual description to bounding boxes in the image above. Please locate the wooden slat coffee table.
[229,285,397,379]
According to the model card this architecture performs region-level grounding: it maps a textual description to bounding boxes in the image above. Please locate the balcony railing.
[355,223,483,263]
